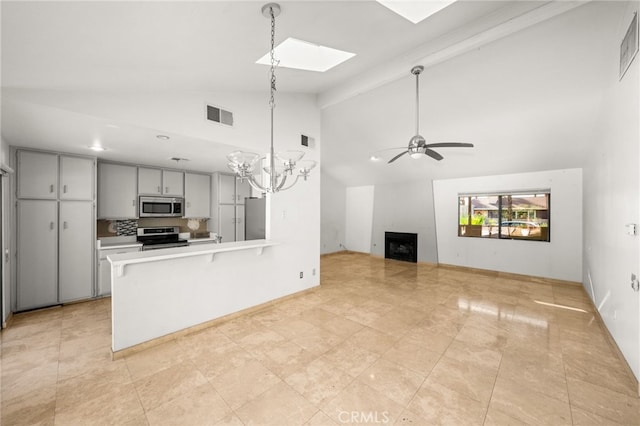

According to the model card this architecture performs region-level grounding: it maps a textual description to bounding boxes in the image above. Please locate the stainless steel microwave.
[139,196,184,218]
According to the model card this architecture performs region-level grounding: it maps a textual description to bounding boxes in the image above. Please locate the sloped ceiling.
[0,1,620,184]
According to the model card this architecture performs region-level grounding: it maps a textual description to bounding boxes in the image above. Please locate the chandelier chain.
[269,6,276,110]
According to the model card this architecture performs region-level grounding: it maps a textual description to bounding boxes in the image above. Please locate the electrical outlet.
[312,268,316,276]
[299,271,303,279]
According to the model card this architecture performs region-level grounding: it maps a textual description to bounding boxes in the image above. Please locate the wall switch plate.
[625,223,637,236]
[299,271,303,279]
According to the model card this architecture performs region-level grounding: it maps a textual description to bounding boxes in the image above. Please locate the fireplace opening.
[385,232,418,263]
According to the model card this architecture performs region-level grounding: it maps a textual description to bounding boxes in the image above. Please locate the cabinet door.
[219,174,236,204]
[59,201,94,302]
[98,163,138,219]
[236,179,251,204]
[184,173,211,218]
[162,170,184,196]
[17,200,58,310]
[17,151,58,199]
[219,204,236,243]
[138,167,162,195]
[60,156,94,200]
[236,205,245,242]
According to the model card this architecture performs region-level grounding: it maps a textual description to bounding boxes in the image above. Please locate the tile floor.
[1,252,639,425]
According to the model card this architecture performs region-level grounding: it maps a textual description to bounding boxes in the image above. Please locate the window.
[458,191,550,242]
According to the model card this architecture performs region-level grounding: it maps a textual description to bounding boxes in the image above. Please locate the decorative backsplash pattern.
[115,220,138,236]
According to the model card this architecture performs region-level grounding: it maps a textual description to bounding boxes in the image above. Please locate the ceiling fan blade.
[388,150,409,163]
[424,148,444,161]
[425,142,474,148]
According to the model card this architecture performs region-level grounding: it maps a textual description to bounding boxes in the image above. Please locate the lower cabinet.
[16,199,95,311]
[97,245,141,297]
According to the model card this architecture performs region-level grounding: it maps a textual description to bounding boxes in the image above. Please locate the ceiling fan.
[387,65,473,164]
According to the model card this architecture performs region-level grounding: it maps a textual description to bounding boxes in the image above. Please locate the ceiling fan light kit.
[386,65,473,164]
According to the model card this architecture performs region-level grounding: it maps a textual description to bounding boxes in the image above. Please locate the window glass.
[458,192,550,242]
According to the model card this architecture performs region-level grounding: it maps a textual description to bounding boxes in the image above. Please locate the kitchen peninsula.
[109,239,281,353]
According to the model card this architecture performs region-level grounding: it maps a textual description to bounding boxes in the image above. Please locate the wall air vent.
[206,104,234,127]
[301,134,315,149]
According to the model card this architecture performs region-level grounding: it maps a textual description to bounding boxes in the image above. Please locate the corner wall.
[433,168,583,282]
[320,171,346,254]
[583,1,639,381]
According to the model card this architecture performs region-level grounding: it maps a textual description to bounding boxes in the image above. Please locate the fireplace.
[385,232,418,263]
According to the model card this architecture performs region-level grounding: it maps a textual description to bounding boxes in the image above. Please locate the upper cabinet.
[17,151,94,201]
[184,173,211,218]
[60,156,95,200]
[17,151,58,199]
[163,170,184,197]
[138,167,163,195]
[218,173,236,205]
[98,163,137,219]
[138,167,184,197]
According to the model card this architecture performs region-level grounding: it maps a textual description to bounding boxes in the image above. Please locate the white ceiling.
[0,0,619,184]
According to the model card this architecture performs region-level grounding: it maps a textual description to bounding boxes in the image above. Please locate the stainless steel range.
[137,227,189,251]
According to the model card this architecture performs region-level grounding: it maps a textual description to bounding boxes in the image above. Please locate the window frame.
[457,190,551,242]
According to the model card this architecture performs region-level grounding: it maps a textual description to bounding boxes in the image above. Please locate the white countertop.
[108,239,277,276]
[97,237,142,250]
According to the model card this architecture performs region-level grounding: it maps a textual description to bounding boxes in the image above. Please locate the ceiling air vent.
[301,134,315,149]
[206,104,234,127]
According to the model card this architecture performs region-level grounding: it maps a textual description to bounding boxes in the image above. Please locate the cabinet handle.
[63,185,67,193]
[132,200,136,206]
[63,221,68,230]
[187,202,191,208]
[50,222,55,230]
[157,186,161,193]
[50,184,54,193]
[165,186,169,193]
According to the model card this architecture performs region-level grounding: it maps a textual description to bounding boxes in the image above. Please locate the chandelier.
[227,3,316,193]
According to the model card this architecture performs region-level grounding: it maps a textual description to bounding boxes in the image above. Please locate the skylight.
[256,37,355,72]
[376,0,457,24]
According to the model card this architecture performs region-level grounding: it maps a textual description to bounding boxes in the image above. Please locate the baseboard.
[437,262,582,287]
[2,311,14,329]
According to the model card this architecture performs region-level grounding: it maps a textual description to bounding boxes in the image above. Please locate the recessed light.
[377,0,456,24]
[370,155,380,161]
[156,135,170,140]
[89,145,105,152]
[256,37,355,72]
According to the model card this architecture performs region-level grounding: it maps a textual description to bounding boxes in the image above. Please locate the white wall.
[320,171,346,254]
[583,1,639,381]
[433,169,583,282]
[370,180,438,263]
[345,186,374,253]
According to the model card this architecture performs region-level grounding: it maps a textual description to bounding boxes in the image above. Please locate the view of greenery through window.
[458,192,550,242]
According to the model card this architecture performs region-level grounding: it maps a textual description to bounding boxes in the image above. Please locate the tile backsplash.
[97,218,209,238]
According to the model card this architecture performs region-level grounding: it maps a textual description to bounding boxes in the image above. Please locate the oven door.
[139,197,182,217]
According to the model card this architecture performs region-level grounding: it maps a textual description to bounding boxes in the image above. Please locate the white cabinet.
[236,180,251,205]
[138,167,163,195]
[98,245,141,296]
[17,151,58,199]
[16,200,58,310]
[138,168,184,197]
[60,156,95,200]
[16,150,96,310]
[211,173,252,242]
[163,170,184,197]
[184,173,211,218]
[98,163,137,219]
[59,201,94,302]
[219,174,236,204]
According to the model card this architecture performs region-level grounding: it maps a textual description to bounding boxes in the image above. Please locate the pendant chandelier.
[227,2,316,193]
